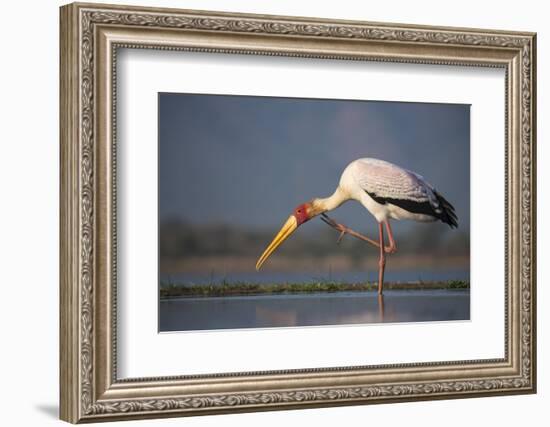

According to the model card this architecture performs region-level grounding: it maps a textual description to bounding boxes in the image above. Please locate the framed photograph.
[60,2,537,423]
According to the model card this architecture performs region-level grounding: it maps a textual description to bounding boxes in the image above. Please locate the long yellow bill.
[256,215,298,270]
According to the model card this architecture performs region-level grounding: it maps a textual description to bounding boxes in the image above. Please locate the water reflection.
[378,294,385,322]
[159,290,469,332]
[253,294,386,327]
[255,305,297,326]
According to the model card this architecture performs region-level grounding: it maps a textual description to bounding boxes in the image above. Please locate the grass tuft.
[159,280,469,299]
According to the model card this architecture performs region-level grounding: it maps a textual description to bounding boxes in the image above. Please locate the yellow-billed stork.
[256,158,458,294]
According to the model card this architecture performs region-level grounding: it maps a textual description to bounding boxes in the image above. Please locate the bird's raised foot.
[320,214,354,244]
[334,224,353,244]
[320,213,380,249]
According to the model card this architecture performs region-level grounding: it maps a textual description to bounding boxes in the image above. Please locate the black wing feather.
[366,189,458,229]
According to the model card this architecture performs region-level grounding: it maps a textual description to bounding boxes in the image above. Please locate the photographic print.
[159,93,470,332]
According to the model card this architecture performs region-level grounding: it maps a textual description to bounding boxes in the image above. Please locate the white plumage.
[337,158,457,227]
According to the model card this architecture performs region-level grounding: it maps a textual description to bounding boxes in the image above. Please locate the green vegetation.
[160,280,469,299]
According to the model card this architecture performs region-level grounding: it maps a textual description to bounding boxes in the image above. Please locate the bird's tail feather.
[435,191,458,228]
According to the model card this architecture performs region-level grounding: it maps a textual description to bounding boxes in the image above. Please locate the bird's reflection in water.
[378,294,385,322]
[255,306,298,327]
[253,293,391,327]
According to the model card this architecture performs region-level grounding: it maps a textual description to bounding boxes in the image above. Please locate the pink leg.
[384,220,398,254]
[377,222,386,295]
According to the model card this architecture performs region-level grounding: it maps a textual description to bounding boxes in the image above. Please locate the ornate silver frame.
[60,2,536,423]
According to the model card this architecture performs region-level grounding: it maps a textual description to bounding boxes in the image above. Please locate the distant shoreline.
[161,254,469,275]
[160,280,469,299]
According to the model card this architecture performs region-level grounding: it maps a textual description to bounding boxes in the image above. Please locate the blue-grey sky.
[159,93,469,235]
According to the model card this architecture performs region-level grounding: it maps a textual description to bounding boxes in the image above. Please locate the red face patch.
[293,203,311,226]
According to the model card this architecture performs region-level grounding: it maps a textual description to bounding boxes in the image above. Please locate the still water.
[159,290,470,332]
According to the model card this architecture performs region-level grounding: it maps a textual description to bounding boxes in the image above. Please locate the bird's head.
[293,202,314,226]
[255,201,317,270]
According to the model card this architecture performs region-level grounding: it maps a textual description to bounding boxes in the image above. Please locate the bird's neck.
[310,187,348,216]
